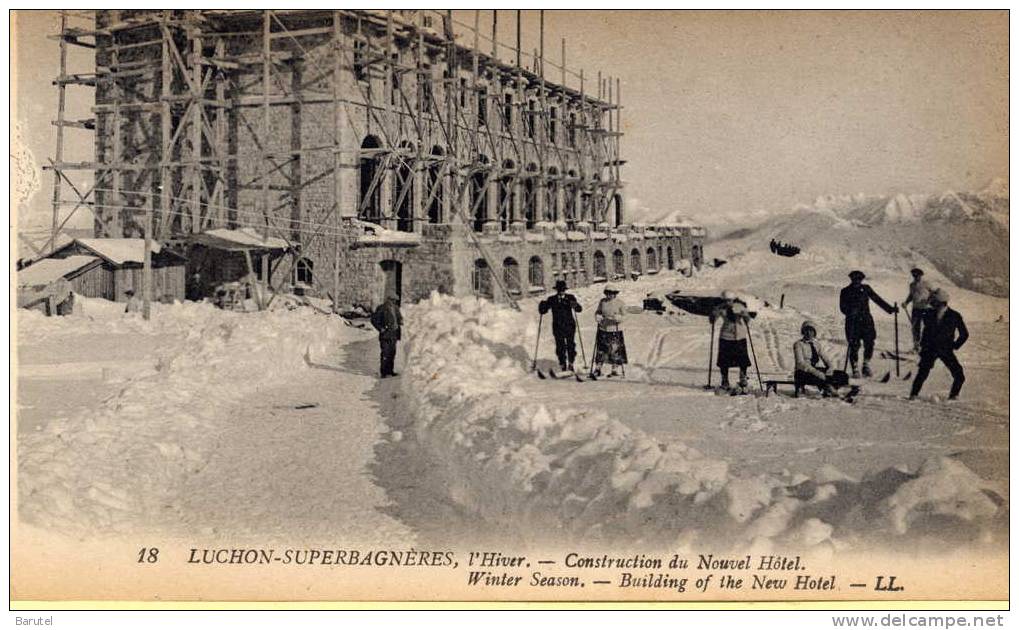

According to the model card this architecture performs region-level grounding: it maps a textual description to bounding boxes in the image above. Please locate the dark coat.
[371,298,403,341]
[920,307,969,354]
[840,283,896,319]
[539,293,582,337]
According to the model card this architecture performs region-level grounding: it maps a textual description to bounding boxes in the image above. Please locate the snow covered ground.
[15,226,1008,560]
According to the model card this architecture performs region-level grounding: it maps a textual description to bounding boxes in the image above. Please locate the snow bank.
[17,302,354,536]
[400,295,1003,551]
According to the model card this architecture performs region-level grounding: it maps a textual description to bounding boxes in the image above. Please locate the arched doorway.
[359,135,384,223]
[380,260,402,301]
[630,248,642,275]
[667,246,675,270]
[692,244,703,269]
[647,247,657,272]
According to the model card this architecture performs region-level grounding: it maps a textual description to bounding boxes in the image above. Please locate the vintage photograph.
[11,9,1008,604]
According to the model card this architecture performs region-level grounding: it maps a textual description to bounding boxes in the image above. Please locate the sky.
[12,10,1009,233]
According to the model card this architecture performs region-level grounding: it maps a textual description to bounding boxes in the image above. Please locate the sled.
[664,292,727,317]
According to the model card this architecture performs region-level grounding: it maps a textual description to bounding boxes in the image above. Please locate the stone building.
[60,10,705,307]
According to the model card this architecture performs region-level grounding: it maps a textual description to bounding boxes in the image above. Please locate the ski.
[535,368,547,380]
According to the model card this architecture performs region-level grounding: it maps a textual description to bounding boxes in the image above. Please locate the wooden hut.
[23,238,187,302]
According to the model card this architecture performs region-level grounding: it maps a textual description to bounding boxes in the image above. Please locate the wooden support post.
[190,24,203,232]
[262,11,272,232]
[332,10,344,311]
[159,10,172,238]
[50,12,68,242]
[142,196,153,320]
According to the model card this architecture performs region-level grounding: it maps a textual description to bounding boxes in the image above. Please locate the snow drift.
[17,301,352,537]
[400,294,1004,552]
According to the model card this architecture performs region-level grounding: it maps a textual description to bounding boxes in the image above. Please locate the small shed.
[187,228,290,299]
[31,238,188,302]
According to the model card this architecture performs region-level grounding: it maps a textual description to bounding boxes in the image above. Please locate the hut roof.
[191,228,289,251]
[18,255,101,287]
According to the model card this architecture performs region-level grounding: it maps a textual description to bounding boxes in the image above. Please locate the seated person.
[793,320,834,396]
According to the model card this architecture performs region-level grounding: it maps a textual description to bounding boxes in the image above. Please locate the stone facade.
[90,10,705,308]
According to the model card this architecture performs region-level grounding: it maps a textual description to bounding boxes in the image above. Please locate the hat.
[848,270,866,281]
[911,267,924,276]
[604,285,620,295]
[800,320,819,336]
[554,279,568,291]
[930,288,950,304]
[721,290,738,300]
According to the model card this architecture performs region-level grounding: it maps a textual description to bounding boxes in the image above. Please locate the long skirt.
[717,338,751,369]
[595,329,628,365]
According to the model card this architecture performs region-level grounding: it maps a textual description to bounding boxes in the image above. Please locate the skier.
[538,279,583,372]
[792,320,834,396]
[839,270,897,378]
[370,291,403,378]
[710,290,752,393]
[593,286,627,378]
[902,267,932,353]
[909,288,968,401]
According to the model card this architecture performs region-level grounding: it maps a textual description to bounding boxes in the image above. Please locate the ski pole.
[745,320,765,391]
[532,312,543,373]
[893,302,900,377]
[573,310,588,370]
[704,318,716,389]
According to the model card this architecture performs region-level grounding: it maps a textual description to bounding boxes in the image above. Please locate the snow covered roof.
[18,255,100,287]
[192,228,289,251]
[350,220,421,247]
[73,238,163,265]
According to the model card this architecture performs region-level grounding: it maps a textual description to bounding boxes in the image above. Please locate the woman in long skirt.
[711,290,752,393]
[593,286,628,377]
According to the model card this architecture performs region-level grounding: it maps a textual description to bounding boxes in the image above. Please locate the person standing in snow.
[710,290,752,393]
[539,279,583,372]
[371,292,403,378]
[793,320,835,396]
[909,288,968,400]
[124,289,143,314]
[839,270,897,378]
[593,286,628,377]
[903,267,932,353]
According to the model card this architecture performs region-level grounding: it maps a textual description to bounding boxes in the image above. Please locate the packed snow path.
[175,339,416,545]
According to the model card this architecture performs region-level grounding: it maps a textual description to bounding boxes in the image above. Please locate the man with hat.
[539,279,583,372]
[593,285,628,377]
[370,290,403,378]
[903,267,932,353]
[839,270,898,378]
[909,288,968,400]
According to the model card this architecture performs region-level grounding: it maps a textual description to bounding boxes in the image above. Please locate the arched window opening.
[427,145,445,224]
[394,141,415,233]
[647,247,658,273]
[503,257,521,295]
[359,135,384,224]
[593,251,607,281]
[473,258,493,299]
[612,249,625,279]
[667,246,675,270]
[295,258,314,286]
[630,248,643,275]
[528,256,544,291]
